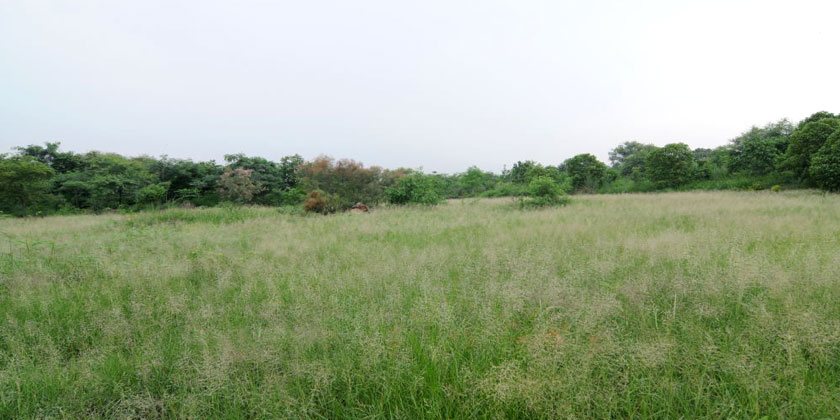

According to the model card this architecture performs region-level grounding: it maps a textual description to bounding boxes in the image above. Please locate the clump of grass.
[1,191,839,419]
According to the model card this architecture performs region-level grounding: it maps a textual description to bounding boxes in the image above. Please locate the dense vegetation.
[3,111,840,216]
[2,192,839,419]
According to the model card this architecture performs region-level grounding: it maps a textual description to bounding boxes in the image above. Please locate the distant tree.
[458,166,496,196]
[691,148,713,179]
[224,153,303,205]
[49,152,157,210]
[783,119,840,180]
[16,142,84,173]
[526,165,563,184]
[136,182,170,205]
[609,141,657,177]
[508,160,538,183]
[218,167,262,203]
[278,154,304,190]
[728,119,793,175]
[730,137,788,175]
[809,130,840,191]
[646,143,696,188]
[298,156,385,210]
[0,156,56,215]
[150,157,223,203]
[563,154,607,192]
[796,111,838,129]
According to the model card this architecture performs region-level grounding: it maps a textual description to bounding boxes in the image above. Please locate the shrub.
[136,182,169,205]
[680,173,798,191]
[519,176,570,208]
[529,176,562,199]
[281,186,307,205]
[481,182,529,198]
[386,174,442,205]
[770,184,782,192]
[303,190,330,214]
[259,186,307,206]
[299,156,385,210]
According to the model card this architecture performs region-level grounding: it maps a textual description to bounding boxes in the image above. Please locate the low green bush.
[386,174,443,205]
[518,176,571,208]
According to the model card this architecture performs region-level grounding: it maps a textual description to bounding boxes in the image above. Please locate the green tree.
[458,166,496,196]
[0,156,56,215]
[150,157,223,204]
[728,119,793,175]
[783,119,840,180]
[218,167,262,203]
[50,152,157,210]
[224,154,303,205]
[563,154,607,192]
[646,143,695,188]
[508,160,538,183]
[136,182,170,205]
[609,141,657,177]
[809,130,840,191]
[16,142,84,173]
[796,111,837,129]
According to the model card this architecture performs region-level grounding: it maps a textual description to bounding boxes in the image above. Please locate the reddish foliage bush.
[303,189,329,214]
[298,155,386,210]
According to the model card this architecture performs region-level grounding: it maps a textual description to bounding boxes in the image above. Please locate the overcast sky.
[2,0,839,173]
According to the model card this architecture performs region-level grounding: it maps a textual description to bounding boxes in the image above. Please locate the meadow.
[1,191,839,419]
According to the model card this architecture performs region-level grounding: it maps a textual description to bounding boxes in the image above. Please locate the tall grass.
[1,191,839,419]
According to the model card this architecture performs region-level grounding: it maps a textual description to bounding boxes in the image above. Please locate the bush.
[680,173,799,191]
[481,182,528,198]
[771,185,782,192]
[299,156,385,210]
[529,176,562,199]
[259,186,307,206]
[303,190,330,214]
[386,174,442,205]
[519,176,570,208]
[136,182,169,205]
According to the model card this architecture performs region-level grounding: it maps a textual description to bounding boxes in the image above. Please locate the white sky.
[2,0,839,173]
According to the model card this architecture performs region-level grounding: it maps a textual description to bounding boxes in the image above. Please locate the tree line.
[2,110,839,216]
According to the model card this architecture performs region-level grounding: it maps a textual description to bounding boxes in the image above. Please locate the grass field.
[1,192,839,419]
